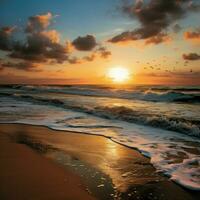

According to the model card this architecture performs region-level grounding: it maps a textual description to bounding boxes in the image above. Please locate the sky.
[0,0,200,85]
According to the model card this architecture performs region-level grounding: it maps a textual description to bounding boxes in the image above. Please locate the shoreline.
[0,122,153,157]
[0,123,199,200]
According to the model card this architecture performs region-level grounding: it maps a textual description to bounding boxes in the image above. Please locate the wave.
[1,92,199,138]
[65,105,200,138]
[66,90,200,103]
[2,84,199,103]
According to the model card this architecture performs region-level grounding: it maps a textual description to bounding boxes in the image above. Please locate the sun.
[107,67,130,83]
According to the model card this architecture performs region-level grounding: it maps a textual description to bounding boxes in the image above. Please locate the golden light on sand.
[107,67,130,83]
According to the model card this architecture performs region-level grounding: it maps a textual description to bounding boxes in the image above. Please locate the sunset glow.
[0,0,199,85]
[107,67,130,83]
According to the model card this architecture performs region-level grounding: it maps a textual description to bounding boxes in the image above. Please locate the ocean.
[0,84,200,190]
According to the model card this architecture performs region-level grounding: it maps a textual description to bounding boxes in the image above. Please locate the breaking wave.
[1,84,200,103]
[1,92,199,138]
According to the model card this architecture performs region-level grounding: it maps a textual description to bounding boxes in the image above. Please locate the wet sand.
[0,125,96,200]
[0,124,199,200]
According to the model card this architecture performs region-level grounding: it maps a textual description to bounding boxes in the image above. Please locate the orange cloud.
[40,30,60,43]
[109,0,199,44]
[26,12,53,33]
[184,28,200,43]
[145,33,171,45]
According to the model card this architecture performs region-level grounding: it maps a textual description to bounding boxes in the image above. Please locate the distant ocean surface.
[0,85,200,190]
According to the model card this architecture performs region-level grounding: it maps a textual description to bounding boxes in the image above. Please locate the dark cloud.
[1,61,41,71]
[96,47,111,58]
[182,53,200,60]
[0,26,15,51]
[109,0,199,43]
[0,59,3,71]
[72,35,97,51]
[0,13,111,71]
[108,31,135,43]
[9,32,69,63]
[173,24,182,33]
[82,47,111,62]
[8,14,70,64]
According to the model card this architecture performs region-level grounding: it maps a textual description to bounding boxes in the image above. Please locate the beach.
[1,0,200,199]
[0,84,200,192]
[0,123,199,200]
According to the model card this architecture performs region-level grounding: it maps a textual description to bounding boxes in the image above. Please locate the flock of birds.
[135,58,193,73]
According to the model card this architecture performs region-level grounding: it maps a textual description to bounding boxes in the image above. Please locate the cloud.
[83,53,96,62]
[72,35,97,51]
[71,49,111,64]
[82,46,111,62]
[1,61,41,71]
[0,13,111,71]
[40,30,60,43]
[173,24,182,33]
[184,28,200,42]
[68,56,82,64]
[96,47,111,58]
[109,0,199,44]
[25,12,53,33]
[9,32,70,63]
[145,33,171,45]
[182,53,200,60]
[188,0,200,11]
[0,26,15,51]
[8,13,70,64]
[0,59,4,71]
